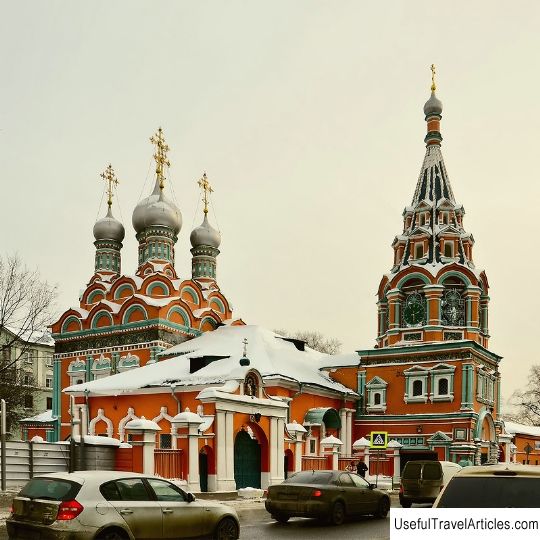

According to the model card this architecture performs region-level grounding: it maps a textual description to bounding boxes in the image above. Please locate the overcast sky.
[2,1,539,409]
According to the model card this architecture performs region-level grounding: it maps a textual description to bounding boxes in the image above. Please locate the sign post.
[370,431,388,487]
[1,399,6,491]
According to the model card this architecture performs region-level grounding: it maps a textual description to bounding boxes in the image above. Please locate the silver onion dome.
[132,179,182,235]
[190,214,221,249]
[93,207,125,242]
[423,91,443,116]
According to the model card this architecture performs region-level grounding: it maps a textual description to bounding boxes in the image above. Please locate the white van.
[440,461,462,486]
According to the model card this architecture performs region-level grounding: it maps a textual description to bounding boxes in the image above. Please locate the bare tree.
[0,254,57,372]
[511,365,540,426]
[0,254,57,435]
[274,329,342,355]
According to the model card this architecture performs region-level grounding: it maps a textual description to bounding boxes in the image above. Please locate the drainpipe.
[170,384,181,414]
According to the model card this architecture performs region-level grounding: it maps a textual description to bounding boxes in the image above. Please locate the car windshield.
[438,477,540,507]
[283,472,333,484]
[19,478,81,501]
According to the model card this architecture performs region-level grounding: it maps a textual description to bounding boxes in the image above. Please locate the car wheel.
[273,513,290,523]
[96,528,128,540]
[213,516,239,540]
[375,496,390,518]
[329,501,346,526]
[400,500,412,508]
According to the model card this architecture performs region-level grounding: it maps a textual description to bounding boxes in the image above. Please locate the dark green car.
[265,470,390,525]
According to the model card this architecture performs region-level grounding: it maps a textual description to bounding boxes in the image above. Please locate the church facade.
[50,71,504,490]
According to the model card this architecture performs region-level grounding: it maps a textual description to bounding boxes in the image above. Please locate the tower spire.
[93,165,125,275]
[190,173,221,282]
[423,64,443,147]
[100,164,119,209]
[198,172,214,215]
[150,127,170,190]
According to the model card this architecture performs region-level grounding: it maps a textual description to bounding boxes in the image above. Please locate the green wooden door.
[234,430,261,489]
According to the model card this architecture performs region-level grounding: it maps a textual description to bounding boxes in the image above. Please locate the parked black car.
[265,470,390,525]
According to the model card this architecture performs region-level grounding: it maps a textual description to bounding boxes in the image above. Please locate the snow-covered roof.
[64,325,357,397]
[20,410,55,423]
[319,352,360,369]
[504,421,540,438]
[4,327,54,347]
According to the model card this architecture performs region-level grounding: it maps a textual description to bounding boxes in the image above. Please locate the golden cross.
[431,64,437,92]
[198,172,214,215]
[100,164,119,208]
[150,127,170,190]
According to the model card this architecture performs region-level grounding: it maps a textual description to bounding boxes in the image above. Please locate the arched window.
[438,377,449,395]
[412,380,423,397]
[441,276,466,327]
[415,244,424,259]
[373,392,381,405]
[444,242,453,258]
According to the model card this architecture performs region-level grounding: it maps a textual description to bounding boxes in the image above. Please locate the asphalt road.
[0,498,395,539]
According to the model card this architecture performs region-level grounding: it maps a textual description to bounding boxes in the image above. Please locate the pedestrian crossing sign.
[370,431,388,449]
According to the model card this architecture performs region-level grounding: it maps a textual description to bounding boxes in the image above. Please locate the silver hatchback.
[7,471,239,540]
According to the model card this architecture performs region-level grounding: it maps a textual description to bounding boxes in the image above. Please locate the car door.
[350,473,378,513]
[146,478,205,538]
[338,473,363,515]
[102,478,163,539]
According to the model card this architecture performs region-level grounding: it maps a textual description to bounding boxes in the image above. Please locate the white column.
[392,448,401,485]
[346,411,353,456]
[276,418,285,484]
[364,447,370,472]
[71,401,81,439]
[295,440,303,472]
[269,417,278,485]
[187,424,201,492]
[215,410,236,491]
[79,406,88,437]
[141,430,157,475]
[225,412,235,485]
[339,409,347,455]
[331,448,339,470]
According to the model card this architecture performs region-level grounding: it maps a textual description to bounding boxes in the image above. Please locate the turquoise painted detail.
[304,407,341,429]
[90,310,113,329]
[166,306,190,326]
[147,281,170,296]
[87,290,105,304]
[438,270,472,287]
[200,316,217,329]
[86,354,93,381]
[55,317,202,341]
[122,305,148,325]
[356,339,502,363]
[181,287,199,304]
[114,284,135,299]
[61,316,81,334]
[396,272,431,290]
[209,297,226,313]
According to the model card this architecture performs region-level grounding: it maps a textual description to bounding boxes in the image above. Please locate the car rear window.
[403,463,422,479]
[423,463,442,480]
[438,477,540,507]
[19,478,81,501]
[283,472,333,484]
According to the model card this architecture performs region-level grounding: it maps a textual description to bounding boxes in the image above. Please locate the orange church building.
[49,70,505,491]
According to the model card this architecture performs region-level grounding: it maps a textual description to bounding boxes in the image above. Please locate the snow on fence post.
[125,417,160,475]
